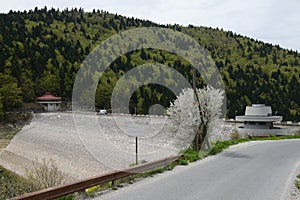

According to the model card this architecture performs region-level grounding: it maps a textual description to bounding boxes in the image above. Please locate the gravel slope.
[0,112,178,181]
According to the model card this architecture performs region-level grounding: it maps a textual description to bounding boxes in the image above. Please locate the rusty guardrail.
[11,154,184,200]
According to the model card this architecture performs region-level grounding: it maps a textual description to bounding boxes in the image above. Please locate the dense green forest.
[0,7,300,120]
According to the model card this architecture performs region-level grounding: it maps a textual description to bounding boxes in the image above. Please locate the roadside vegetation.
[0,112,31,151]
[295,173,300,190]
[0,158,66,199]
[0,165,28,199]
[0,112,69,199]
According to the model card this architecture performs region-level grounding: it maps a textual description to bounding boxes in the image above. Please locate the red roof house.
[36,92,62,112]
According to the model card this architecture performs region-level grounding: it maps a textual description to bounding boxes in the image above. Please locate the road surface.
[97,139,300,200]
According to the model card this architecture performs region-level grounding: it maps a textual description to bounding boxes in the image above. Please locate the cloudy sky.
[1,0,300,51]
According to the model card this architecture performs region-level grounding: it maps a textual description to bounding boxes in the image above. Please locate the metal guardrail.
[11,154,184,200]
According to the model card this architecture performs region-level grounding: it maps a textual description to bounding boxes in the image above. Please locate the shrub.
[25,158,65,192]
[86,186,100,197]
[230,129,240,140]
[0,167,28,199]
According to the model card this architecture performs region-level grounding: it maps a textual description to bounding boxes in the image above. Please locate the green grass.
[209,135,300,156]
[56,194,75,200]
[83,163,180,197]
[296,173,300,190]
[295,179,300,190]
[179,135,300,164]
[184,148,200,162]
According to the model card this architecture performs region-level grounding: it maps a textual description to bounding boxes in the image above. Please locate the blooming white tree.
[167,86,224,151]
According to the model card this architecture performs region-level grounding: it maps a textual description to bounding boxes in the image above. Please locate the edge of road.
[281,159,300,200]
[95,139,300,199]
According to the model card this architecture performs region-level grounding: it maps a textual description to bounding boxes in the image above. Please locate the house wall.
[47,103,60,112]
[37,101,61,112]
[244,121,273,129]
[238,127,293,137]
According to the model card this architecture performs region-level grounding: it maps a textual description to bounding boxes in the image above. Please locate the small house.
[36,92,62,112]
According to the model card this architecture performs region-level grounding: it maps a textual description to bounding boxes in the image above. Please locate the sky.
[1,0,300,52]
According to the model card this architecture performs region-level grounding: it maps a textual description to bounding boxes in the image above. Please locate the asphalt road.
[97,139,300,200]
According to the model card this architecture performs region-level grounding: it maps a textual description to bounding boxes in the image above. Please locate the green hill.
[0,7,300,120]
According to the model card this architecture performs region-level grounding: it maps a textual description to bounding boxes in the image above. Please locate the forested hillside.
[0,7,300,120]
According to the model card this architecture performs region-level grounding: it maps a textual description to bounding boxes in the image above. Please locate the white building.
[236,104,284,136]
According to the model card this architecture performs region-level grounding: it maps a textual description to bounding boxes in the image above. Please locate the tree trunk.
[201,124,210,150]
[193,126,199,151]
[193,123,210,151]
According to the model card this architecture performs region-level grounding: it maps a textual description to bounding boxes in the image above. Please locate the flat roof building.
[236,104,284,136]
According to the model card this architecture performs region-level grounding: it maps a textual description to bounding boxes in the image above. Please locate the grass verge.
[84,161,178,197]
[295,173,300,190]
[209,135,300,156]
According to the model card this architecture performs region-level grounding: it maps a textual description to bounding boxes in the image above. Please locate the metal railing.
[11,154,183,200]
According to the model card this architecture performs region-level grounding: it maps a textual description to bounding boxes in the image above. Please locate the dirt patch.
[0,112,32,151]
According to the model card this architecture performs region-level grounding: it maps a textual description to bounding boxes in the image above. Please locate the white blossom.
[166,86,224,150]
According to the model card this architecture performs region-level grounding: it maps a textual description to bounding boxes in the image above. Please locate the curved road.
[97,139,300,200]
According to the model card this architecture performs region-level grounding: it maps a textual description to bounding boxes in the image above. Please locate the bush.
[25,158,65,192]
[0,166,28,199]
[230,129,240,140]
[4,112,32,124]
